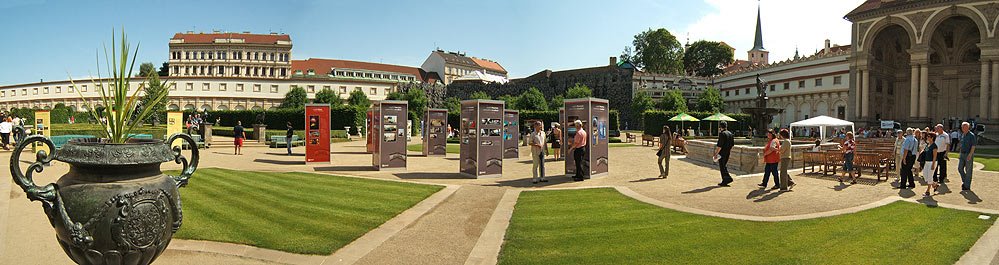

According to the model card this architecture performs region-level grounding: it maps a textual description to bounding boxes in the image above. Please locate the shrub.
[642,110,754,136]
[185,106,365,135]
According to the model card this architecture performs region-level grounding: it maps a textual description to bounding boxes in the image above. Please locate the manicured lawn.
[171,168,443,255]
[950,153,999,172]
[500,188,994,265]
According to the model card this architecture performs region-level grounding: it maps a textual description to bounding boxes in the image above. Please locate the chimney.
[609,56,617,66]
[824,39,831,54]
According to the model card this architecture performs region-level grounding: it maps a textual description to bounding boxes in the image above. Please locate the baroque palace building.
[0,32,443,112]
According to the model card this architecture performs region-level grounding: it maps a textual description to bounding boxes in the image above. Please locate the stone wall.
[686,139,841,174]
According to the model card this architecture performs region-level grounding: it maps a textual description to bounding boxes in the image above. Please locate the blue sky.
[0,0,860,85]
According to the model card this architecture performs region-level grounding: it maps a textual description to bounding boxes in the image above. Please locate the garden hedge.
[642,110,756,136]
[184,106,365,135]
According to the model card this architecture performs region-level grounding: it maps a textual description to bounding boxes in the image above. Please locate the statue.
[255,111,266,125]
[741,74,783,142]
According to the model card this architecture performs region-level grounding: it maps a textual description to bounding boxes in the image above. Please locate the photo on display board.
[310,138,319,145]
[481,128,501,137]
[397,129,405,137]
[384,125,398,133]
[481,140,493,146]
[384,132,397,142]
[431,127,443,134]
[481,118,502,125]
[310,131,320,138]
[429,133,438,139]
[430,119,444,127]
[309,116,320,130]
[384,115,397,125]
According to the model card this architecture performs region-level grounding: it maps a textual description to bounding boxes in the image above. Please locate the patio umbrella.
[668,113,700,136]
[703,112,737,136]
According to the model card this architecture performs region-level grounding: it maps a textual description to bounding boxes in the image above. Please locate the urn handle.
[167,133,200,188]
[9,135,94,246]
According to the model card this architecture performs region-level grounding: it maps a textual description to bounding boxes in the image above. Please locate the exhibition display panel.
[459,99,505,178]
[371,100,409,170]
[424,108,448,156]
[563,98,610,179]
[305,104,331,164]
[502,109,520,159]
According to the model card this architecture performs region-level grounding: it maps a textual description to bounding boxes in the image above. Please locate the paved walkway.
[2,138,998,264]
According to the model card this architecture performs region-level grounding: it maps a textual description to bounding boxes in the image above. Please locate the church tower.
[748,3,769,65]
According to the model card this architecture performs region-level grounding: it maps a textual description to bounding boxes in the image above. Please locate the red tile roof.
[171,32,291,45]
[470,57,507,74]
[291,58,439,83]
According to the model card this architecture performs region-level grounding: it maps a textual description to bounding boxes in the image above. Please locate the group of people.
[527,120,587,184]
[896,122,978,196]
[0,114,25,151]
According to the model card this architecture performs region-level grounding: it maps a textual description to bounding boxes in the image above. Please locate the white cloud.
[683,0,863,62]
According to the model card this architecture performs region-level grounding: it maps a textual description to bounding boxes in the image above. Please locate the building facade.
[168,32,293,79]
[420,50,508,84]
[846,0,999,129]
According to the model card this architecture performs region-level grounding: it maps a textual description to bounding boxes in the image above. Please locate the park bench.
[642,134,659,146]
[625,133,636,143]
[180,135,205,150]
[852,152,889,182]
[269,135,303,148]
[822,150,841,176]
[802,151,825,174]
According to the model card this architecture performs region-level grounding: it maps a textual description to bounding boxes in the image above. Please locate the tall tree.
[468,91,491,100]
[657,90,688,112]
[403,88,429,120]
[444,97,461,114]
[157,62,170,77]
[684,40,734,77]
[549,95,564,110]
[566,84,592,99]
[347,89,371,108]
[140,72,169,124]
[498,94,518,108]
[138,62,156,77]
[695,86,725,112]
[280,86,308,109]
[516,87,548,111]
[624,28,685,74]
[386,91,404,100]
[631,91,655,128]
[618,46,635,65]
[314,87,341,105]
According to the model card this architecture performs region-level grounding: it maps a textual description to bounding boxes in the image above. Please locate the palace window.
[33,88,38,95]
[220,83,227,91]
[798,80,805,88]
[236,83,244,92]
[68,86,74,93]
[218,66,224,74]
[355,87,362,92]
[814,78,823,87]
[307,70,315,76]
[769,85,775,92]
[833,75,842,85]
[384,88,391,95]
[340,86,347,94]
[308,85,315,93]
[202,83,210,91]
[81,85,87,92]
[735,90,739,96]
[186,83,193,91]
[253,84,261,92]
[270,85,279,93]
[744,88,749,94]
[783,83,789,90]
[369,88,376,95]
[725,91,730,97]
[21,89,26,95]
[323,85,330,92]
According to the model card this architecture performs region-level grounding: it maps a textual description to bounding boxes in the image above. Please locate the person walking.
[530,121,548,184]
[957,122,977,191]
[950,129,961,152]
[838,131,858,184]
[714,121,735,186]
[657,125,672,179]
[567,120,588,181]
[286,121,294,155]
[913,129,925,179]
[899,128,918,189]
[933,124,950,183]
[893,130,905,183]
[233,121,246,155]
[0,117,12,150]
[921,131,940,196]
[779,129,795,191]
[759,129,781,190]
[551,123,563,161]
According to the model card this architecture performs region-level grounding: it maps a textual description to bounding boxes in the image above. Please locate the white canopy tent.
[788,115,855,143]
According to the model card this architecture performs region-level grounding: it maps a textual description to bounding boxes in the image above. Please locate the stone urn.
[9,134,199,265]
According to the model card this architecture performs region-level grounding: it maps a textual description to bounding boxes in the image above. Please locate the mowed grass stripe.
[500,188,994,265]
[172,168,442,255]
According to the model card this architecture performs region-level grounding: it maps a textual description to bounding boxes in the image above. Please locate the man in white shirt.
[934,124,950,183]
[529,121,548,184]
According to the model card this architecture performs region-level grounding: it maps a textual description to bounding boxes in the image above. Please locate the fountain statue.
[741,74,784,144]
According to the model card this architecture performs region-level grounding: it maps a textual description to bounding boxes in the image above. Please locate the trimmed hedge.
[445,109,621,132]
[643,110,755,136]
[185,106,365,135]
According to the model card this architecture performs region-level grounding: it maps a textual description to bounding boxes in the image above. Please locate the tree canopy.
[314,87,341,105]
[468,91,491,100]
[403,88,429,120]
[549,95,565,110]
[138,62,156,77]
[657,90,688,112]
[623,28,685,74]
[444,97,461,114]
[631,91,655,126]
[695,86,725,112]
[516,87,548,111]
[566,84,593,99]
[139,72,169,123]
[684,40,734,77]
[347,89,371,108]
[280,86,309,109]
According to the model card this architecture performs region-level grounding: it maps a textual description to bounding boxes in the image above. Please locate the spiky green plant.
[68,29,173,143]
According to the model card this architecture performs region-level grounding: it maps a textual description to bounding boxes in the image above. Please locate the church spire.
[752,2,765,51]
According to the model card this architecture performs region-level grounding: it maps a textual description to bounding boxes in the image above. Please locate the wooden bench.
[625,133,637,143]
[269,135,302,148]
[802,151,825,174]
[642,134,659,146]
[822,150,841,176]
[852,152,889,182]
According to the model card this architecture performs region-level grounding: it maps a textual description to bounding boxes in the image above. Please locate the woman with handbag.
[759,129,781,189]
[657,125,672,178]
[838,131,858,184]
[921,131,940,196]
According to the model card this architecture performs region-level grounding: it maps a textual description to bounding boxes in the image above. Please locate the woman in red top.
[839,131,857,184]
[759,129,781,190]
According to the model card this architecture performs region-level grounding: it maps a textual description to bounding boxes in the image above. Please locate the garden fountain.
[741,74,783,145]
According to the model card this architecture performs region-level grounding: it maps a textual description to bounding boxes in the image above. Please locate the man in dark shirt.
[286,121,294,155]
[714,121,735,186]
[233,121,246,155]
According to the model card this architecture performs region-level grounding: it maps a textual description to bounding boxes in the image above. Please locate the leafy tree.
[469,91,491,100]
[280,86,308,109]
[657,90,688,112]
[138,62,156,77]
[549,95,564,110]
[386,91,405,100]
[403,88,429,120]
[695,86,725,112]
[624,28,684,74]
[498,94,518,108]
[516,87,548,111]
[618,46,635,65]
[684,40,734,77]
[140,72,169,124]
[444,97,461,114]
[314,87,341,105]
[566,84,592,99]
[631,91,655,127]
[347,89,371,108]
[158,62,170,76]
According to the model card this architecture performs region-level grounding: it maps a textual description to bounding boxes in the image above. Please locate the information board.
[34,110,50,154]
[372,100,408,170]
[503,109,520,159]
[366,110,374,153]
[459,100,505,178]
[564,98,610,179]
[305,104,331,164]
[166,111,184,149]
[424,109,448,156]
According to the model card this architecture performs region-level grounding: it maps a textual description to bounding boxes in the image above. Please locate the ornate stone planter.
[9,134,199,265]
